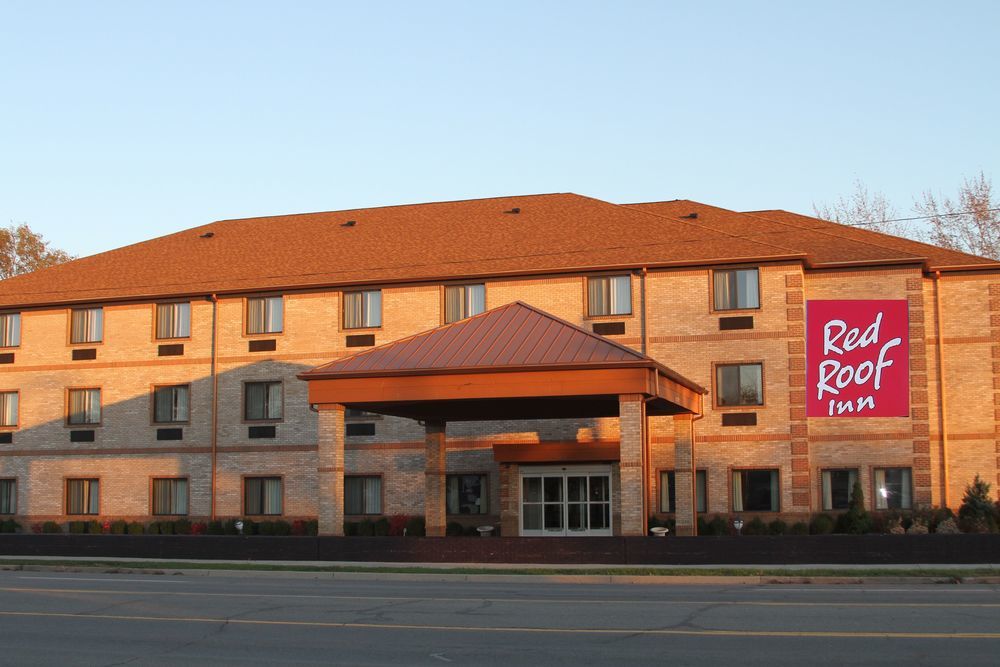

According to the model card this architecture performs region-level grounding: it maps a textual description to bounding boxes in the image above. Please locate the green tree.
[842,479,872,534]
[0,223,73,279]
[958,475,998,533]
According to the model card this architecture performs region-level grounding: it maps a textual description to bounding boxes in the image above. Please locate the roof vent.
[199,231,215,238]
[681,212,698,219]
[342,220,357,227]
[503,207,520,215]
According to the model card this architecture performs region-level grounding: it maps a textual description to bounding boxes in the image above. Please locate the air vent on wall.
[721,413,757,427]
[156,428,183,441]
[0,433,12,444]
[346,334,375,348]
[70,430,96,442]
[719,316,754,331]
[158,344,184,356]
[248,425,276,439]
[72,348,97,361]
[0,353,13,364]
[346,423,376,437]
[249,339,277,352]
[592,322,626,336]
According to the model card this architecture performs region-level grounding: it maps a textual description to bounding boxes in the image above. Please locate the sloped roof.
[0,193,800,309]
[299,300,706,393]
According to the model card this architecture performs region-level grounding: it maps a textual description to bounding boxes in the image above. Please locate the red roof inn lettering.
[807,300,909,417]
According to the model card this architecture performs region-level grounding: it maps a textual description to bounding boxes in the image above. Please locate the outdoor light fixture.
[235,520,244,536]
[733,518,744,535]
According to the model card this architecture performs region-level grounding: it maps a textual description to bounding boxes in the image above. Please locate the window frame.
[710,267,761,313]
[446,473,489,516]
[341,289,383,330]
[657,469,708,514]
[241,475,284,516]
[151,384,192,425]
[153,301,192,341]
[67,306,104,346]
[442,283,487,325]
[65,387,103,427]
[820,467,859,511]
[244,295,285,337]
[65,477,100,516]
[344,474,384,516]
[150,476,191,516]
[0,478,16,514]
[730,467,781,513]
[872,466,913,511]
[0,312,21,349]
[242,380,284,423]
[713,361,765,409]
[0,389,19,429]
[584,274,634,319]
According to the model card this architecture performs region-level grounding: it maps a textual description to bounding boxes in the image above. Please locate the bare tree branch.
[0,222,74,280]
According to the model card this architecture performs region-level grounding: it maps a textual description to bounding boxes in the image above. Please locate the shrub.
[222,519,240,535]
[936,517,961,534]
[174,519,192,535]
[272,520,291,536]
[127,521,144,535]
[915,506,955,533]
[388,515,410,536]
[789,521,809,535]
[1,519,20,533]
[373,517,390,536]
[839,480,871,534]
[305,519,318,536]
[906,519,929,535]
[357,519,375,536]
[42,521,62,534]
[207,520,225,535]
[405,516,426,536]
[446,521,464,536]
[343,521,359,536]
[191,522,208,536]
[87,520,103,534]
[464,524,479,536]
[257,521,275,536]
[705,515,729,536]
[291,519,308,536]
[767,519,787,535]
[159,520,175,535]
[742,517,768,535]
[110,520,128,535]
[68,521,87,534]
[809,514,834,535]
[959,475,998,533]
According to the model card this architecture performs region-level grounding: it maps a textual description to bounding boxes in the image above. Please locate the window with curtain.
[345,476,382,515]
[152,478,189,515]
[874,468,912,510]
[821,469,858,511]
[0,391,18,427]
[155,302,191,339]
[70,307,103,344]
[732,469,779,512]
[716,363,763,406]
[444,284,486,324]
[587,275,631,316]
[659,470,707,513]
[244,476,282,515]
[0,479,15,514]
[244,381,282,421]
[447,474,487,515]
[66,478,99,515]
[67,388,101,425]
[153,385,190,423]
[713,268,760,310]
[246,296,283,334]
[0,313,20,347]
[343,290,382,329]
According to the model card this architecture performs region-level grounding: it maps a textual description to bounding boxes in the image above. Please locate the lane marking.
[1,586,998,608]
[17,576,187,585]
[0,610,998,639]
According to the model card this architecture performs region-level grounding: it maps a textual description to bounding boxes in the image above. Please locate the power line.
[844,207,1000,227]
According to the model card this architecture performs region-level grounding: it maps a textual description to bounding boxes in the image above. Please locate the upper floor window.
[246,296,283,335]
[244,381,282,421]
[874,467,912,510]
[70,307,103,344]
[732,469,779,512]
[0,313,20,347]
[587,275,631,316]
[444,284,485,324]
[155,302,190,339]
[716,363,763,407]
[153,385,190,423]
[713,268,759,311]
[67,388,101,425]
[0,479,14,514]
[0,391,18,427]
[343,290,382,329]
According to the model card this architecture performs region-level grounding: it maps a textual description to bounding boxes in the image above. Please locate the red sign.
[806,300,909,417]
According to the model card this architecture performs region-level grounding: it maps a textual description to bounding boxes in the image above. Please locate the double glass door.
[520,466,612,536]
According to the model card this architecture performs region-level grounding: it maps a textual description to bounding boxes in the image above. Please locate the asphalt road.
[1,570,999,666]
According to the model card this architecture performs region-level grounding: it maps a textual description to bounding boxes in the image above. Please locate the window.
[659,470,707,513]
[66,478,99,515]
[713,268,759,310]
[821,469,858,511]
[875,467,912,510]
[444,284,486,323]
[246,296,283,335]
[0,479,14,514]
[343,290,382,329]
[244,381,282,421]
[70,307,103,344]
[0,391,17,427]
[587,275,631,316]
[345,476,382,515]
[716,363,763,407]
[0,313,20,347]
[153,385,190,423]
[67,388,101,425]
[155,302,190,339]
[447,474,487,515]
[732,469,779,512]
[152,478,189,515]
[244,476,282,515]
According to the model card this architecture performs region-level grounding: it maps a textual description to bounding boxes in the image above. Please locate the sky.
[1,1,998,258]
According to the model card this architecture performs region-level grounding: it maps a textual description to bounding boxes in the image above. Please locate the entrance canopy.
[299,302,705,420]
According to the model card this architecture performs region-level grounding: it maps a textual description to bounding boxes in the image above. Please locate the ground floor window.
[0,479,14,514]
[152,478,189,515]
[345,476,382,515]
[732,469,779,512]
[66,478,99,515]
[821,469,858,510]
[874,467,912,510]
[447,474,487,515]
[244,476,282,515]
[659,470,707,513]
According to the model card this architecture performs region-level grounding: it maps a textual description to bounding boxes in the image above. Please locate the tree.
[915,171,1000,260]
[838,479,872,534]
[813,180,912,237]
[0,223,73,280]
[958,474,997,533]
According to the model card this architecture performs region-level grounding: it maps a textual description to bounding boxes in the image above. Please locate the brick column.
[499,463,519,536]
[619,394,645,536]
[907,276,932,507]
[317,405,345,536]
[673,414,697,536]
[424,420,447,537]
[785,270,811,513]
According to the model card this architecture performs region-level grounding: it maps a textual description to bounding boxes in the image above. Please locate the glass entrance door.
[521,466,612,536]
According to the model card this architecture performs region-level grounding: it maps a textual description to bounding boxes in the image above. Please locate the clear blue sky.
[2,1,997,257]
